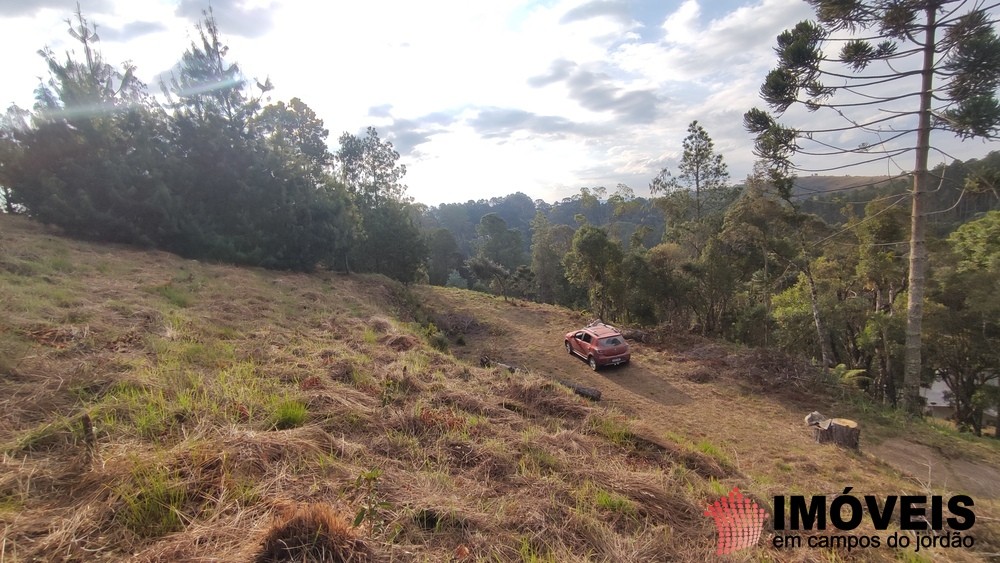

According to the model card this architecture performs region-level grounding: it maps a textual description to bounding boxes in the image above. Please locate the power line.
[809,193,910,249]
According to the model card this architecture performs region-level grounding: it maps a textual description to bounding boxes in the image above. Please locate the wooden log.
[812,418,860,450]
[557,379,602,401]
[620,328,651,343]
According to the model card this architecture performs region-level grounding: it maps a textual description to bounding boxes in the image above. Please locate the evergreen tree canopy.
[5,7,357,272]
[745,0,1000,414]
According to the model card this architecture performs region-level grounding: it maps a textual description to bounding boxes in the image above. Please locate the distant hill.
[791,175,896,197]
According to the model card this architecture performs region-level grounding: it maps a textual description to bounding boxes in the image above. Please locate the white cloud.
[2,0,997,205]
[662,0,700,44]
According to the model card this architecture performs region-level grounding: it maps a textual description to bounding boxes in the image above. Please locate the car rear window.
[600,337,623,347]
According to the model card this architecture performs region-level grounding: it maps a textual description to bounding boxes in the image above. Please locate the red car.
[565,323,631,371]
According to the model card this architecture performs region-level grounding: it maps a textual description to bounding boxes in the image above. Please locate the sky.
[1,0,997,206]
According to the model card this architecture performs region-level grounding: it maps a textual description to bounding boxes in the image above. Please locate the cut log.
[620,328,650,343]
[557,379,602,401]
[812,418,860,450]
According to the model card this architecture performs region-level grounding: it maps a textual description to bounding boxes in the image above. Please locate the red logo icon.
[705,487,768,555]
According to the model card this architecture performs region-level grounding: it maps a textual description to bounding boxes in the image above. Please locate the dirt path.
[419,288,1000,503]
[871,438,1000,500]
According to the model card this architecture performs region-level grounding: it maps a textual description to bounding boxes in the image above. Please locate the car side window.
[575,332,584,340]
[582,333,592,343]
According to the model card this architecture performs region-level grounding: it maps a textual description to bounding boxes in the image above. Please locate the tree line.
[423,133,999,436]
[0,8,425,278]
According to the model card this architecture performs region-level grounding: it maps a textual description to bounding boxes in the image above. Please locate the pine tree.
[9,7,175,244]
[745,0,1000,414]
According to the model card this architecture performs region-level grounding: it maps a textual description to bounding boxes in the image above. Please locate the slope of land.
[1,214,998,562]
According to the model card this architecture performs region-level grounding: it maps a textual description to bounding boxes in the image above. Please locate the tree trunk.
[763,250,770,347]
[880,329,896,406]
[902,7,937,416]
[994,404,999,439]
[803,265,833,368]
[813,418,861,450]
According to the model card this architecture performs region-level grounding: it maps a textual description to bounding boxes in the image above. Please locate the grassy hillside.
[1,214,998,562]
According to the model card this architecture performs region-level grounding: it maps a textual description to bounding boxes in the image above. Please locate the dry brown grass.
[255,503,371,563]
[3,214,1000,562]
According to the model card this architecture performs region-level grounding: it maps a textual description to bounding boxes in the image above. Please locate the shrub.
[445,270,468,289]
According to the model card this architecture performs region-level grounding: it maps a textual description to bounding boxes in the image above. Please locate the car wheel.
[565,341,573,355]
[588,356,598,371]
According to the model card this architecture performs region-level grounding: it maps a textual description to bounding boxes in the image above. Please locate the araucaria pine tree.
[745,0,1000,415]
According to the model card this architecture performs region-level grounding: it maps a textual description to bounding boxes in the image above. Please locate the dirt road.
[418,287,1000,504]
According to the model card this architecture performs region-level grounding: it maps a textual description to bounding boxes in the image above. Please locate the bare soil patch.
[873,438,1000,499]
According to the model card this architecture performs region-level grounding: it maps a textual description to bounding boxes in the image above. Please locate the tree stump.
[811,417,860,450]
[81,412,97,461]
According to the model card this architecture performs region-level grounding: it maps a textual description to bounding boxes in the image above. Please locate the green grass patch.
[114,461,187,538]
[61,307,92,324]
[150,334,235,370]
[518,442,560,475]
[36,285,79,308]
[695,439,732,465]
[0,331,30,375]
[575,480,636,516]
[0,493,24,514]
[588,414,634,446]
[224,474,263,507]
[147,283,192,308]
[270,398,308,429]
[419,322,448,351]
[362,326,379,344]
[48,256,74,273]
[518,536,557,563]
[922,417,998,445]
[6,416,76,453]
[384,429,423,460]
[96,361,307,438]
[349,367,379,393]
[0,257,41,277]
[895,551,933,563]
[402,350,431,375]
[707,477,727,497]
[594,488,635,514]
[177,340,234,368]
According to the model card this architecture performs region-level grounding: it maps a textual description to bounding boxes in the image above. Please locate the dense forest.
[2,9,999,435]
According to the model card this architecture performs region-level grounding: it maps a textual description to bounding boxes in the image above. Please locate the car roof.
[586,324,622,338]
